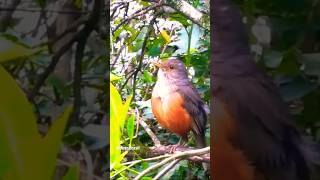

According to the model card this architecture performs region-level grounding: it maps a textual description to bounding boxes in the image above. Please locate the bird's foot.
[168,144,182,153]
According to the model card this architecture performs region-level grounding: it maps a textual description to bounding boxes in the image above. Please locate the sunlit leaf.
[120,95,133,132]
[143,70,155,83]
[110,83,122,170]
[160,30,171,43]
[111,73,122,81]
[126,115,135,146]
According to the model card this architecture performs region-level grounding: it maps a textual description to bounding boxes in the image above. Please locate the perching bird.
[211,0,319,180]
[151,58,207,149]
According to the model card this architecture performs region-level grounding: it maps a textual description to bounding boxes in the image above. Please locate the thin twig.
[136,109,161,146]
[111,3,162,34]
[32,16,88,48]
[133,147,210,180]
[28,33,79,100]
[110,2,126,19]
[122,154,171,166]
[111,154,172,179]
[148,145,210,163]
[28,0,101,101]
[110,160,139,179]
[162,0,206,29]
[154,159,181,180]
[114,145,209,179]
[132,12,161,101]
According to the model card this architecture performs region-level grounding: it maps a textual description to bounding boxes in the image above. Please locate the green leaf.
[40,106,72,179]
[121,95,132,131]
[0,65,72,180]
[148,45,161,57]
[111,73,122,81]
[143,70,154,83]
[47,74,69,100]
[0,37,42,63]
[62,165,80,180]
[168,13,190,27]
[275,48,300,75]
[126,115,135,146]
[0,65,41,179]
[110,83,132,171]
[110,83,123,125]
[141,177,153,180]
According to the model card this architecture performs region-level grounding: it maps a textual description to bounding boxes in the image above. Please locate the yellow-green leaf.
[111,73,121,81]
[126,115,135,147]
[40,106,72,180]
[0,65,41,179]
[160,30,171,44]
[0,37,41,62]
[110,83,132,171]
[110,83,122,170]
[119,95,132,132]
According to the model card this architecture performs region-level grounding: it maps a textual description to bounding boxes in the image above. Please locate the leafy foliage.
[237,0,320,137]
[111,0,210,179]
[0,51,72,179]
[0,0,107,179]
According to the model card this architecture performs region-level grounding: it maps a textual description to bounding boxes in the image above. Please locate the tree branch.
[133,147,210,180]
[162,0,208,29]
[28,33,79,100]
[153,159,181,180]
[135,109,161,146]
[32,16,88,49]
[148,145,210,163]
[111,3,163,34]
[132,12,160,101]
[71,0,102,125]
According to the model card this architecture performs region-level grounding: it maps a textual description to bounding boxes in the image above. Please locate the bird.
[211,0,319,180]
[151,58,207,149]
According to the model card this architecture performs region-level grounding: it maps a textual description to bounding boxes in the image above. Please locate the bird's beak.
[151,60,162,68]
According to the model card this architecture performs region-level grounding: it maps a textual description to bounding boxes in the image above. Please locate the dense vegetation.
[0,0,107,179]
[110,0,210,179]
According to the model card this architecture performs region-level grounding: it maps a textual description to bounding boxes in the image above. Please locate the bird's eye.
[169,66,174,69]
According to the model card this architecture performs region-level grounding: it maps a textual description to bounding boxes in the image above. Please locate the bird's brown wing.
[212,0,319,179]
[214,73,312,180]
[177,85,207,148]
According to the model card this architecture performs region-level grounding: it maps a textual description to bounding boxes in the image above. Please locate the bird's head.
[152,58,189,81]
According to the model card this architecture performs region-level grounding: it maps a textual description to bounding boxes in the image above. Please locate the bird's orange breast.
[212,98,256,180]
[151,91,192,136]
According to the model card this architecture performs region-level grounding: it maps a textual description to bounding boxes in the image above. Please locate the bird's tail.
[193,132,209,173]
[195,132,206,148]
